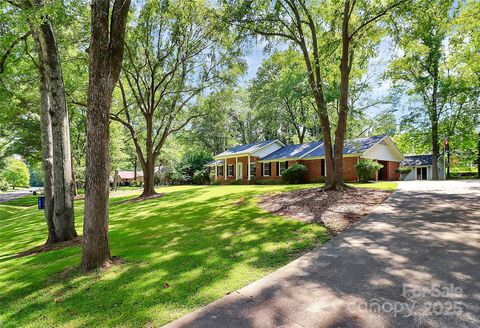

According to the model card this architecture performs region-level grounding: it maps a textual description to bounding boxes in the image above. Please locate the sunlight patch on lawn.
[0,182,394,327]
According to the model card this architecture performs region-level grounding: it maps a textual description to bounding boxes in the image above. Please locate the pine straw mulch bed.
[259,188,392,235]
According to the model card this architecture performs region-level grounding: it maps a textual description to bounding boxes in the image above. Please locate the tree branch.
[0,31,32,74]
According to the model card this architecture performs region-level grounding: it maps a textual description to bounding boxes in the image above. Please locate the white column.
[235,157,238,180]
[224,158,227,180]
[248,155,251,181]
[214,163,217,180]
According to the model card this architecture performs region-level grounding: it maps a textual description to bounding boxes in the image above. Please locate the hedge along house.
[400,154,446,180]
[207,135,404,183]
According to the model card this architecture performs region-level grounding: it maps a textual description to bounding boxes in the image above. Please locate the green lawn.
[0,182,396,327]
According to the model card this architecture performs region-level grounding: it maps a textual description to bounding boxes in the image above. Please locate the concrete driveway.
[164,180,480,328]
[0,190,30,204]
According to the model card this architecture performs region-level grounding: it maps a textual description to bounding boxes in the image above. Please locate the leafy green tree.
[82,0,131,272]
[388,0,457,179]
[180,90,237,155]
[249,50,317,144]
[29,163,44,187]
[1,0,78,243]
[3,158,30,189]
[111,0,243,197]
[222,0,407,189]
[389,0,479,177]
[175,149,213,183]
[0,174,9,192]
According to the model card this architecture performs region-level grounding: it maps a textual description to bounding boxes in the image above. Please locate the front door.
[237,162,243,179]
[416,167,427,180]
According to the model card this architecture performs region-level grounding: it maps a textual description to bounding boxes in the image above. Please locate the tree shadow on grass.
[0,185,329,327]
[161,184,480,328]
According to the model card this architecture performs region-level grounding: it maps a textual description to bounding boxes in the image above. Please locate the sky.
[239,37,404,121]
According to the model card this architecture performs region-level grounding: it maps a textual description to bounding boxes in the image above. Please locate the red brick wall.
[343,157,359,182]
[299,159,323,182]
[387,161,400,181]
[215,156,260,184]
[255,161,282,180]
[298,157,358,182]
[213,155,400,183]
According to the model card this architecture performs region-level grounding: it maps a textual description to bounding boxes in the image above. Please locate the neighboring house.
[113,166,165,186]
[113,170,144,186]
[206,135,404,183]
[401,154,446,180]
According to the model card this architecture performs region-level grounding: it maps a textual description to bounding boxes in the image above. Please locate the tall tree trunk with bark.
[34,30,57,244]
[431,61,440,180]
[82,0,130,272]
[29,14,77,243]
[477,131,480,178]
[328,0,353,190]
[141,158,156,197]
[37,19,77,240]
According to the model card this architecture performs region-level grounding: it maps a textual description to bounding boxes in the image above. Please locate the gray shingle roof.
[214,140,280,157]
[260,141,323,161]
[302,135,386,158]
[401,155,433,166]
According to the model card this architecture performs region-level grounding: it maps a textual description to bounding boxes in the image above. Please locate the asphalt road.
[164,180,480,328]
[0,190,31,204]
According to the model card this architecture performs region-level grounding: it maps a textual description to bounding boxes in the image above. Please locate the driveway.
[164,180,480,328]
[0,190,30,204]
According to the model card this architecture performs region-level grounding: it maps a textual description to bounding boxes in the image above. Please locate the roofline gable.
[213,139,285,159]
[362,135,405,161]
[298,142,324,159]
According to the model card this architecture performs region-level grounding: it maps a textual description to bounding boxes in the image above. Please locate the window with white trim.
[278,161,288,176]
[262,162,271,176]
[249,163,256,177]
[227,164,234,176]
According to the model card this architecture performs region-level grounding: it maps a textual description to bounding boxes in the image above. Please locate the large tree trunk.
[111,170,118,192]
[430,59,440,180]
[34,29,57,244]
[477,131,480,179]
[139,116,157,197]
[325,0,352,190]
[82,0,130,272]
[37,19,77,241]
[141,158,156,197]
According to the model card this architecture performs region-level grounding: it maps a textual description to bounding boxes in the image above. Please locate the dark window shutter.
[261,163,264,176]
[276,162,279,176]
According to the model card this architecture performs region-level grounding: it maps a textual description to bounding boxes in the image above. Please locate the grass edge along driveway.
[0,182,396,327]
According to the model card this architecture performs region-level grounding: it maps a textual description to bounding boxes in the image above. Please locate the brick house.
[206,135,404,183]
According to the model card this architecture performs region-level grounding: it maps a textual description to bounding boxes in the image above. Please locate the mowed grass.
[0,182,396,327]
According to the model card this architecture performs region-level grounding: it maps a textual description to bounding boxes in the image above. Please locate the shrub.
[228,179,244,185]
[355,159,383,183]
[395,166,412,180]
[0,175,9,192]
[175,149,212,183]
[210,180,220,185]
[192,169,210,185]
[281,163,308,184]
[252,179,284,185]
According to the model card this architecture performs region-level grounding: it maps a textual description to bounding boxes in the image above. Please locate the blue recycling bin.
[38,196,45,210]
